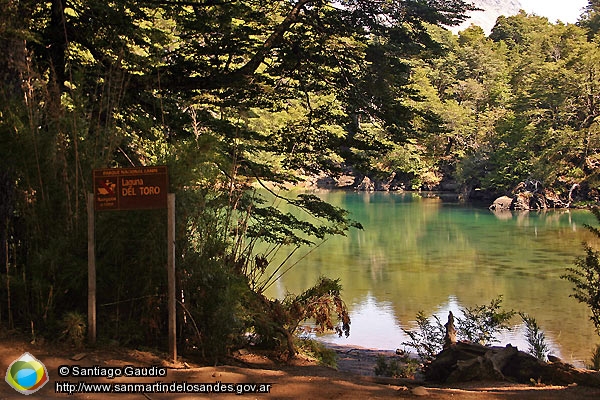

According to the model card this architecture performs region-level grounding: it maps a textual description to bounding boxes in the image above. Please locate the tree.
[449,12,600,198]
[579,0,600,39]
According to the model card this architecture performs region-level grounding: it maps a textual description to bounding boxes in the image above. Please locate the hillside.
[449,0,522,34]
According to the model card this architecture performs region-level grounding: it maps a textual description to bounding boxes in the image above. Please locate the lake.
[264,191,599,367]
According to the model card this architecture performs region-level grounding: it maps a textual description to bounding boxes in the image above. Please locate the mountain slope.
[449,0,522,35]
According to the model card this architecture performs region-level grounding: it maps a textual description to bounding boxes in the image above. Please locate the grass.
[295,338,337,368]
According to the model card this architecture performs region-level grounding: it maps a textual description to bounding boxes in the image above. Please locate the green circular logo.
[5,352,49,395]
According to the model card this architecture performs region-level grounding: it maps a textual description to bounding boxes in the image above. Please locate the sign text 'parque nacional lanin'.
[93,166,168,211]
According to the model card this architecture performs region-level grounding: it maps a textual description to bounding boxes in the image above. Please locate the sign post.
[87,194,96,345]
[167,194,176,362]
[93,166,168,211]
[90,166,176,361]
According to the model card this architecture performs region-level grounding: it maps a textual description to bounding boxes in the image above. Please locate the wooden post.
[167,193,177,362]
[87,193,96,345]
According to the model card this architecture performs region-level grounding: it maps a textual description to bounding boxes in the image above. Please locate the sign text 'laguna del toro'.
[93,166,168,211]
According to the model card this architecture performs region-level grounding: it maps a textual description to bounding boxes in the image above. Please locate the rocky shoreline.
[302,170,595,210]
[489,181,582,211]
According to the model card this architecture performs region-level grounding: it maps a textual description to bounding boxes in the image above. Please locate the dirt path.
[2,335,600,399]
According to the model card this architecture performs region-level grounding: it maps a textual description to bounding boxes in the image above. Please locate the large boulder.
[489,196,513,211]
[511,192,532,210]
[512,191,549,210]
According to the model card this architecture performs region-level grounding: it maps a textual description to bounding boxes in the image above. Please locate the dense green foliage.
[375,9,600,197]
[0,0,474,356]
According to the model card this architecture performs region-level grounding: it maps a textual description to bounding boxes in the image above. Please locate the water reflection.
[490,210,513,220]
[320,294,408,350]
[264,191,598,366]
[320,295,565,362]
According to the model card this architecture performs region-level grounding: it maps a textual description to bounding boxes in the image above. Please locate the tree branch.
[133,0,315,92]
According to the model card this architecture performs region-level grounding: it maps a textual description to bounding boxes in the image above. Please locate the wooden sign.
[93,166,168,211]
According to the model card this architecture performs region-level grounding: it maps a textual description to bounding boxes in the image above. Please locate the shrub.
[456,296,516,345]
[402,296,515,362]
[245,276,350,358]
[588,344,600,370]
[402,311,445,362]
[520,312,549,362]
[374,354,420,378]
[61,312,86,348]
[295,338,337,368]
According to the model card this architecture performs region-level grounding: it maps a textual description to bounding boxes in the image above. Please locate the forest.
[1,0,599,360]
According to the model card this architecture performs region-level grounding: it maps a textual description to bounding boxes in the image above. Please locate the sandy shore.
[322,343,399,376]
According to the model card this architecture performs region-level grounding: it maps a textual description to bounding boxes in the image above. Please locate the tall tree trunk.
[49,0,67,95]
[5,226,13,329]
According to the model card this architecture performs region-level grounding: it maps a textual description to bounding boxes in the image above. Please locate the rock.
[448,0,521,35]
[489,196,513,211]
[355,176,375,191]
[411,386,429,396]
[548,355,563,363]
[70,353,87,361]
[427,342,518,383]
[506,180,574,210]
[511,192,532,210]
[447,353,505,383]
[530,192,548,209]
[489,179,574,210]
[376,172,397,191]
[336,173,356,188]
[543,189,565,208]
[315,175,337,189]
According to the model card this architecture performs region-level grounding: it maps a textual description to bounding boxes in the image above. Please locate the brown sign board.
[93,166,168,211]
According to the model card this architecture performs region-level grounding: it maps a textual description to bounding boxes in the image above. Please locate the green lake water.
[264,191,599,366]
